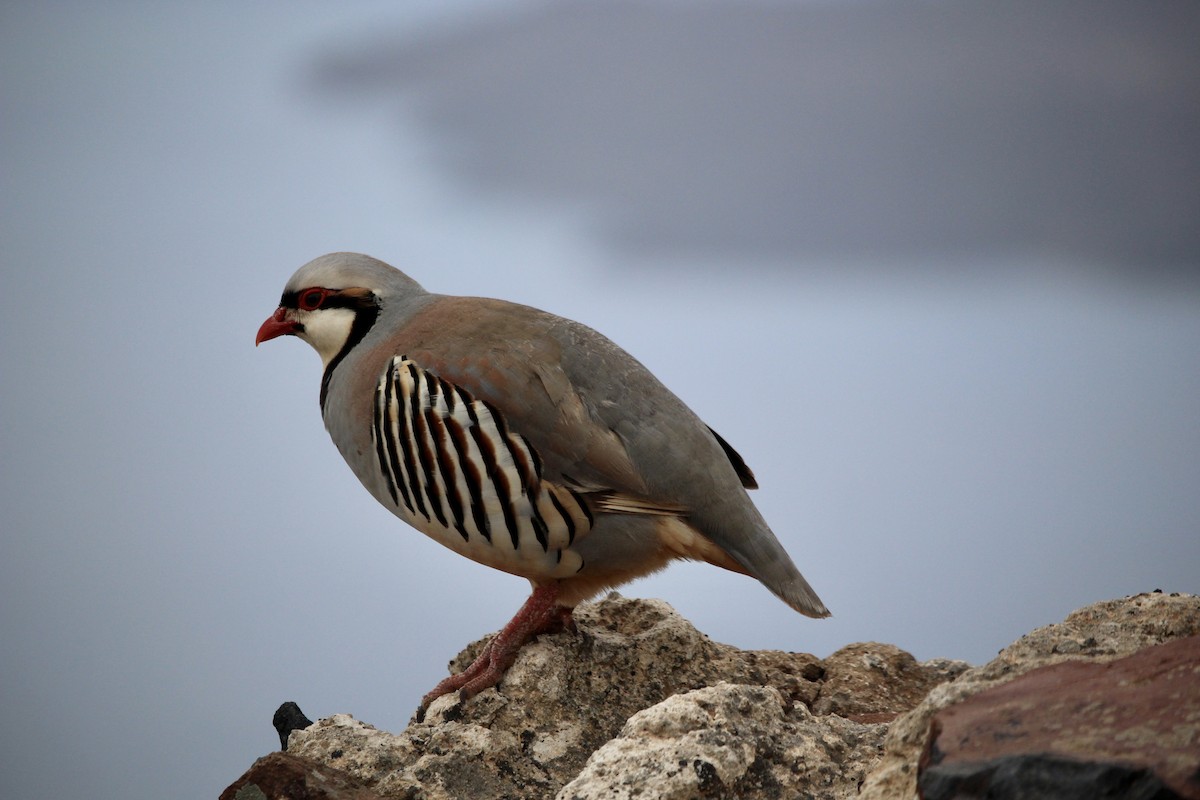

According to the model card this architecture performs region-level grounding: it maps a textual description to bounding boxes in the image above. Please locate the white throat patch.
[298,307,357,366]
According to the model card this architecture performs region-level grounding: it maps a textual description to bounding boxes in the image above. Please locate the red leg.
[418,583,564,718]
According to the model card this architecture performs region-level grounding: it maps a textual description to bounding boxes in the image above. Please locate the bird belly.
[374,479,587,580]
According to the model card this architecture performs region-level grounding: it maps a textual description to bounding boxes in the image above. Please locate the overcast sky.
[2,2,1198,799]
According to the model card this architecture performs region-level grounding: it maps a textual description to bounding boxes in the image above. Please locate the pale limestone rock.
[558,683,887,800]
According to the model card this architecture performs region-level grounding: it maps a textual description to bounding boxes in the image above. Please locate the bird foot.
[416,584,565,721]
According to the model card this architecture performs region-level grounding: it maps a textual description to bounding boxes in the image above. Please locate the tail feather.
[774,568,831,619]
[714,519,831,619]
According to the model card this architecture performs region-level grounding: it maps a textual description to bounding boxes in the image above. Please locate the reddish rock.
[220,752,386,800]
[920,635,1200,800]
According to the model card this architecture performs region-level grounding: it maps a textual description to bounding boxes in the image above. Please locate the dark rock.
[273,701,314,751]
[218,752,385,800]
[920,635,1200,800]
[919,753,1184,800]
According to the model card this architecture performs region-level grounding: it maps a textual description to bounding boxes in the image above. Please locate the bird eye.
[299,289,327,311]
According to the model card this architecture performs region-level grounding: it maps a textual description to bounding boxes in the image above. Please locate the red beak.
[256,307,300,345]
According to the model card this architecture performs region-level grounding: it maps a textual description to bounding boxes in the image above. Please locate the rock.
[271,594,950,799]
[858,591,1200,800]
[558,683,887,800]
[918,634,1200,800]
[286,712,559,799]
[273,701,314,751]
[916,753,1180,796]
[219,752,386,800]
[813,642,969,722]
[918,754,1184,800]
[221,591,1200,800]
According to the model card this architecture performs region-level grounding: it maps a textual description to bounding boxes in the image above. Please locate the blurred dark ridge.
[306,0,1200,277]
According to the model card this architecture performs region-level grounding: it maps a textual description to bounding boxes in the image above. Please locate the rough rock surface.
[558,683,886,800]
[281,594,956,799]
[222,591,1200,800]
[220,752,386,800]
[858,590,1200,800]
[813,642,968,723]
[919,634,1200,800]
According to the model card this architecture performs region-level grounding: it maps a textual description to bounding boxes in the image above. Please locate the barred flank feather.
[371,356,591,577]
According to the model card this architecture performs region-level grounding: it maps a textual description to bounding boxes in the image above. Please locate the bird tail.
[708,513,831,619]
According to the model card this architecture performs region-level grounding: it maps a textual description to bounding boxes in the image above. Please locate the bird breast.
[366,355,593,580]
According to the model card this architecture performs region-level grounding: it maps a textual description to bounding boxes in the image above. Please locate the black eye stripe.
[280,289,373,311]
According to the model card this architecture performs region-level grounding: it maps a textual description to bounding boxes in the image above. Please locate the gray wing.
[390,296,829,617]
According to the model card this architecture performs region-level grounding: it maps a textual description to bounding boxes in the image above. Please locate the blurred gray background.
[2,2,1197,798]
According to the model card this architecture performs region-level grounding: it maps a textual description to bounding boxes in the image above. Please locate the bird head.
[256,252,426,367]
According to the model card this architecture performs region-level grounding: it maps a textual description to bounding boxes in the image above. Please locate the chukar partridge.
[257,252,828,714]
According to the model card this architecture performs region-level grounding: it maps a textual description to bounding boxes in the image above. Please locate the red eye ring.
[299,288,327,311]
